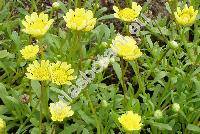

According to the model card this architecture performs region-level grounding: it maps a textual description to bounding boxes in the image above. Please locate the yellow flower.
[0,118,6,134]
[174,5,198,26]
[22,12,54,37]
[50,61,76,85]
[113,2,142,22]
[63,8,96,31]
[118,111,142,131]
[49,100,74,122]
[26,60,50,81]
[20,45,39,60]
[111,35,142,60]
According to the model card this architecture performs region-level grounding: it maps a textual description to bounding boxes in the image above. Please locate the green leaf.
[165,2,172,14]
[30,127,39,134]
[112,62,122,81]
[77,110,95,126]
[146,35,154,49]
[187,124,200,132]
[49,87,72,102]
[10,31,21,48]
[98,14,114,21]
[154,71,168,82]
[95,7,107,18]
[31,80,41,97]
[93,24,111,43]
[30,118,39,127]
[82,128,89,134]
[0,50,9,58]
[150,121,172,131]
[0,83,8,98]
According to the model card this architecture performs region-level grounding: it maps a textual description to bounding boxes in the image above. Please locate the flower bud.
[20,94,30,104]
[101,100,108,107]
[169,40,179,49]
[57,55,61,58]
[189,107,194,112]
[172,103,180,112]
[110,57,115,63]
[52,2,60,9]
[0,118,6,134]
[154,110,163,119]
[98,57,110,69]
[101,42,108,47]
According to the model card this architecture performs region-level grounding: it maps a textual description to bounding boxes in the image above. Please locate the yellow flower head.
[174,5,198,26]
[20,45,39,60]
[0,118,6,134]
[49,100,74,122]
[26,60,50,81]
[22,12,54,37]
[111,35,142,60]
[50,61,76,85]
[63,8,96,31]
[118,111,142,131]
[113,2,142,22]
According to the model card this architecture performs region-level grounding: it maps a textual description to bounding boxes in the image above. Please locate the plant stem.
[85,90,101,134]
[125,0,131,7]
[123,22,130,35]
[39,82,44,134]
[114,0,120,8]
[41,81,49,119]
[51,124,55,134]
[31,0,37,12]
[79,38,83,70]
[39,81,49,133]
[180,27,194,62]
[130,61,146,98]
[93,0,99,14]
[120,59,128,101]
[68,0,72,8]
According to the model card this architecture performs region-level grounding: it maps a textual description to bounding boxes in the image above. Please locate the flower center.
[29,19,46,30]
[180,13,191,23]
[118,8,137,20]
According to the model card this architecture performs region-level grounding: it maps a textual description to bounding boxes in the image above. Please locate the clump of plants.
[0,0,199,133]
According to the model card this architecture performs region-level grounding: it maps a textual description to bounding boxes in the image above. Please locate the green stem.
[50,124,55,134]
[120,59,128,101]
[31,0,37,12]
[78,34,83,71]
[93,0,99,14]
[114,0,120,8]
[85,90,101,134]
[39,81,49,133]
[49,8,54,20]
[41,81,49,119]
[68,0,72,8]
[75,0,81,7]
[130,61,146,98]
[39,83,43,134]
[71,31,82,70]
[123,22,130,35]
[125,0,131,7]
[180,28,194,62]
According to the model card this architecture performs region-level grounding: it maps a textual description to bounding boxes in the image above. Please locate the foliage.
[0,0,199,134]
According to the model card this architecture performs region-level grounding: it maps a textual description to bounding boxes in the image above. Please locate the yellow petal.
[113,6,119,12]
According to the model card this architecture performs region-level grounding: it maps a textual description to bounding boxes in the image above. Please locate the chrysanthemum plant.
[0,0,199,134]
